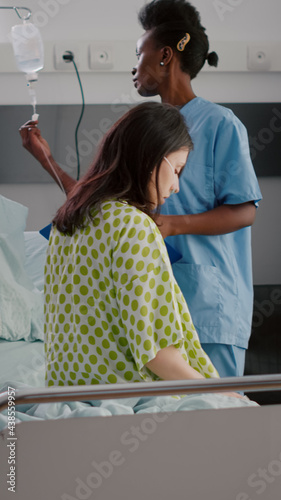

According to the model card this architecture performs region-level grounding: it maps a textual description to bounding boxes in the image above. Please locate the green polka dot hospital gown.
[44,201,219,386]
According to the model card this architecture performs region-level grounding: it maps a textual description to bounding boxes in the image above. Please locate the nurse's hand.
[19,120,52,167]
[156,214,174,239]
[157,203,257,238]
[20,120,76,195]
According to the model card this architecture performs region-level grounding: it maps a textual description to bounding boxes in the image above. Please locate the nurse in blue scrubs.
[131,0,262,377]
[19,0,262,378]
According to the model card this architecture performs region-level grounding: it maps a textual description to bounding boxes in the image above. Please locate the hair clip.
[177,33,191,52]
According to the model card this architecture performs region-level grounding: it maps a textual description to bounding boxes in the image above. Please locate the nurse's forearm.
[158,202,256,237]
[42,156,76,196]
[145,345,205,381]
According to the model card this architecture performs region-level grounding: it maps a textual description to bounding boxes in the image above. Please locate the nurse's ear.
[160,46,174,66]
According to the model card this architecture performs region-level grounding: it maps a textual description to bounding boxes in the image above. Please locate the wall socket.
[89,44,113,70]
[54,43,83,70]
[53,42,114,71]
[247,44,271,71]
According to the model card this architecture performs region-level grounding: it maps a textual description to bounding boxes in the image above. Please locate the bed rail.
[1,374,281,412]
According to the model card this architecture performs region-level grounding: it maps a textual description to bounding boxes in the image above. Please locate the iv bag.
[11,22,44,79]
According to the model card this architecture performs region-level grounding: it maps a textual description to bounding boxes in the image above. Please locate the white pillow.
[0,195,44,341]
[24,231,48,292]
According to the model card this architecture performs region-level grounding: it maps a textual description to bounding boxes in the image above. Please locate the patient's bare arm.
[145,345,205,381]
[146,345,244,399]
[19,120,76,195]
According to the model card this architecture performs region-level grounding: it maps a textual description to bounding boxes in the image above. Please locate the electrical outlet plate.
[247,44,271,71]
[89,43,113,70]
[54,43,83,70]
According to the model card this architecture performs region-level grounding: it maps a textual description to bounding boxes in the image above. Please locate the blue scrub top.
[161,97,262,349]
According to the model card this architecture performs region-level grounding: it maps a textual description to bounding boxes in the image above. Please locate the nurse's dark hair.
[53,101,193,235]
[138,0,219,79]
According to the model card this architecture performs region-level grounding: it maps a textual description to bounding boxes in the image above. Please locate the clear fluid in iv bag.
[15,57,43,74]
[11,23,44,75]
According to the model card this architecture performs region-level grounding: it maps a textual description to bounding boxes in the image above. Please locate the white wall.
[0,0,281,283]
[1,0,280,109]
[0,0,281,105]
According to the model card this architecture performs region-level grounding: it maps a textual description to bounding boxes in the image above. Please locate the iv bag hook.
[0,6,32,21]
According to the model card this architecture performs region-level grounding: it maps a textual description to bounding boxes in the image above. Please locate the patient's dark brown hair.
[53,101,193,235]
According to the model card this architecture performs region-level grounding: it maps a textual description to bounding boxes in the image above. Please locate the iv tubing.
[38,141,66,196]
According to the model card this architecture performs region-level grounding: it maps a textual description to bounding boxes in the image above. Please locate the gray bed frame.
[1,374,281,500]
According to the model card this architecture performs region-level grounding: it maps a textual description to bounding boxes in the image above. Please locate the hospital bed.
[0,197,281,500]
[1,375,281,500]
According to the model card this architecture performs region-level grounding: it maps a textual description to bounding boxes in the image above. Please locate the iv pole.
[0,6,32,21]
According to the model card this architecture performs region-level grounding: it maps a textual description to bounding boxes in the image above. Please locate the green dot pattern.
[44,201,219,387]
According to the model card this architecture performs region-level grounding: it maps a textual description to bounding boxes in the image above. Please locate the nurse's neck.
[159,59,197,107]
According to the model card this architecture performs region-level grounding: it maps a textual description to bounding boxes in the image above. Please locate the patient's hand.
[19,120,52,167]
[221,392,245,399]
